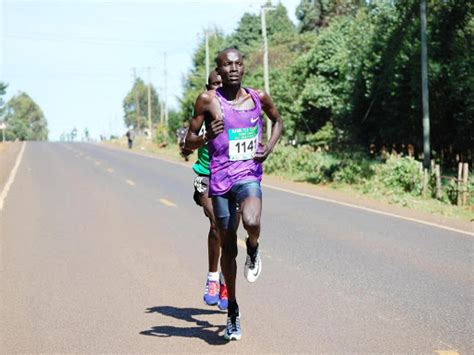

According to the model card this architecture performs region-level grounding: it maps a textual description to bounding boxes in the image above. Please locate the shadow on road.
[140,306,227,345]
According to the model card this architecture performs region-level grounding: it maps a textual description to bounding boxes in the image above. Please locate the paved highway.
[1,142,472,353]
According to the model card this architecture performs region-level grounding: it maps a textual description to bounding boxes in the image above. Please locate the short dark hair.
[215,47,241,66]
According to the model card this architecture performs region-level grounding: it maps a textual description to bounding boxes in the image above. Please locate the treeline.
[0,82,49,141]
[178,0,473,168]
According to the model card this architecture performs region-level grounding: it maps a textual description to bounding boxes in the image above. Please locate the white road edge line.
[263,184,474,237]
[98,144,473,237]
[0,142,26,213]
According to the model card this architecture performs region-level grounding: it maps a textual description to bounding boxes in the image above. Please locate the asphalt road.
[1,142,472,353]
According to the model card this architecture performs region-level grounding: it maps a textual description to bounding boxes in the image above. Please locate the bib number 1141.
[228,126,258,161]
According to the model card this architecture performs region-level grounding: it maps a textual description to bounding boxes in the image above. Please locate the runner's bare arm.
[184,92,210,151]
[184,91,224,152]
[255,89,284,162]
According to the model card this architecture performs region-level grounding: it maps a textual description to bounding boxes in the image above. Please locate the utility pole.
[132,67,140,131]
[261,5,275,140]
[205,31,210,84]
[420,0,431,170]
[146,67,152,140]
[163,52,168,126]
[159,87,164,125]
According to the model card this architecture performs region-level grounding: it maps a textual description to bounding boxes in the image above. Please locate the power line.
[4,32,195,49]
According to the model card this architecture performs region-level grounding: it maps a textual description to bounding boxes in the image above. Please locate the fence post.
[435,164,441,200]
[462,163,469,206]
[457,162,463,206]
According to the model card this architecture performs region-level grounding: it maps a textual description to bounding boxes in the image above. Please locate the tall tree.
[180,29,227,120]
[296,0,363,32]
[123,77,161,131]
[4,92,48,141]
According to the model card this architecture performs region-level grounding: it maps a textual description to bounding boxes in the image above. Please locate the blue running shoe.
[203,279,219,305]
[217,283,228,310]
[224,312,241,341]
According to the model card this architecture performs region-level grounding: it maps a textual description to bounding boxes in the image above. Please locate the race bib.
[228,126,258,161]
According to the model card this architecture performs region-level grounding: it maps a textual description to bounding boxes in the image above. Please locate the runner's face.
[217,50,244,86]
[207,73,222,90]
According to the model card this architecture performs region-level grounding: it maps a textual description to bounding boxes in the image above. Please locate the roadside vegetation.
[0,83,49,141]
[109,1,474,221]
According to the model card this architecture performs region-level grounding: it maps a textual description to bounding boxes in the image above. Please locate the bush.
[153,124,170,147]
[265,144,339,183]
[377,155,423,195]
[333,152,376,184]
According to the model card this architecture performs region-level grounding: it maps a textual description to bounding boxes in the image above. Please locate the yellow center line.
[126,179,136,186]
[159,198,176,207]
[237,239,246,249]
[95,161,101,165]
[106,168,114,173]
[434,351,459,355]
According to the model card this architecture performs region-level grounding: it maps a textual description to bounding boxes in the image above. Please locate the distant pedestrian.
[126,126,135,149]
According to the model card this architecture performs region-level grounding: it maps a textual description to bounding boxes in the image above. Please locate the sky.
[1,0,301,140]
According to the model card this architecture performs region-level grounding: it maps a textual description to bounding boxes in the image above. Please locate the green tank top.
[193,144,210,176]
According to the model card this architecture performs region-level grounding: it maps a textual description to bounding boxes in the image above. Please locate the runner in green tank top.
[184,71,230,310]
[193,144,210,176]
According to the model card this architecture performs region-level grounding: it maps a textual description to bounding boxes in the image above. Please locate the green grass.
[103,137,186,161]
[332,182,474,222]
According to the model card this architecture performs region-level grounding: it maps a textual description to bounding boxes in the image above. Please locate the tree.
[0,82,7,121]
[4,92,48,141]
[123,77,161,131]
[296,0,364,33]
[179,29,227,120]
[227,13,261,52]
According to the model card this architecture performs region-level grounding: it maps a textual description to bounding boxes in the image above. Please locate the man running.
[183,71,229,311]
[186,48,283,341]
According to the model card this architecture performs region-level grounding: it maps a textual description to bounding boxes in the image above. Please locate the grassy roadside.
[103,137,473,224]
[102,137,183,161]
[330,182,473,222]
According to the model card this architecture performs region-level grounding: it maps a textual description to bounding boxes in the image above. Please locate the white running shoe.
[244,245,262,283]
[224,312,241,341]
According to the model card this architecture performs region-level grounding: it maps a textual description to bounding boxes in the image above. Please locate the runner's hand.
[181,147,193,157]
[254,143,270,163]
[207,119,224,140]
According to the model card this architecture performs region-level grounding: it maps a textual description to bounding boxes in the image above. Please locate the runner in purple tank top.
[186,48,283,341]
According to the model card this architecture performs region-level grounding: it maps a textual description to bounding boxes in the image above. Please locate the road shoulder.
[0,142,22,192]
[99,140,473,235]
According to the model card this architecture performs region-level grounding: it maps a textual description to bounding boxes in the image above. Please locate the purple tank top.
[208,88,263,196]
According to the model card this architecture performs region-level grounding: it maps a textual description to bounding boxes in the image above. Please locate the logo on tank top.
[250,116,259,123]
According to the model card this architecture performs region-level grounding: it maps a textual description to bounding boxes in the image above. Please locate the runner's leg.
[199,193,219,273]
[240,196,262,249]
[234,181,263,283]
[213,195,238,306]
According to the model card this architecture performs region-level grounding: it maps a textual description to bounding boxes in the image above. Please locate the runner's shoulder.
[250,88,273,107]
[197,89,218,104]
[252,88,269,100]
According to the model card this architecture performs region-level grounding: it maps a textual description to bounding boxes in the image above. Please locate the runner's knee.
[242,212,260,233]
